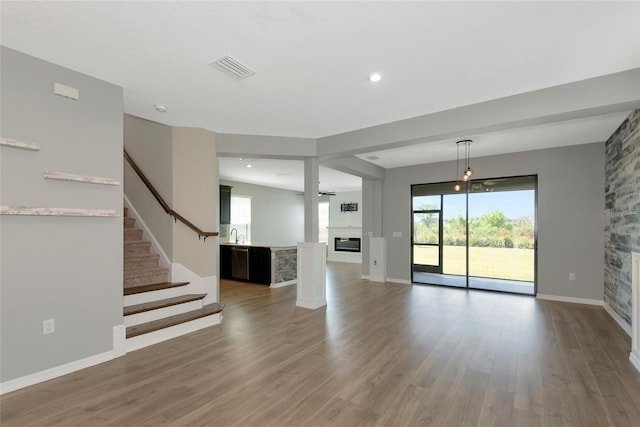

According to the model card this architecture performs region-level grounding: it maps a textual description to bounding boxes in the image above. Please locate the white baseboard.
[536,294,603,306]
[296,297,327,310]
[112,325,127,358]
[630,351,640,373]
[0,350,114,395]
[386,277,412,285]
[361,275,370,280]
[271,279,296,288]
[603,303,632,336]
[1,325,130,394]
[123,195,171,270]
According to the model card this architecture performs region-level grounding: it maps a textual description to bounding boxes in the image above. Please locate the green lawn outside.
[414,245,534,282]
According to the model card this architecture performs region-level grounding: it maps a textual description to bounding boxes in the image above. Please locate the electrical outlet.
[569,273,576,281]
[43,319,55,335]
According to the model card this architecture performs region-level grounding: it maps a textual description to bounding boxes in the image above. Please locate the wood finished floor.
[2,262,640,426]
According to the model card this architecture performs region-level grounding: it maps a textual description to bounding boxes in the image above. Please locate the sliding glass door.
[411,175,536,295]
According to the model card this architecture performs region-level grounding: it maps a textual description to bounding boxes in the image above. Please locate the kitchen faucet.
[230,228,238,244]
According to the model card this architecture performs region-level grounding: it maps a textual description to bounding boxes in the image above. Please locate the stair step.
[125,272,169,288]
[124,282,189,296]
[125,240,151,255]
[125,253,160,270]
[124,228,143,241]
[124,207,129,217]
[124,294,207,316]
[124,266,168,280]
[126,303,224,338]
[124,217,136,229]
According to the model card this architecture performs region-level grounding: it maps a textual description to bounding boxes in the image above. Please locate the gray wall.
[604,110,640,326]
[220,180,304,246]
[0,48,123,382]
[382,143,606,300]
[172,127,218,277]
[124,114,173,258]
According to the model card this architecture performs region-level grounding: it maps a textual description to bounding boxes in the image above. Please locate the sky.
[415,190,535,219]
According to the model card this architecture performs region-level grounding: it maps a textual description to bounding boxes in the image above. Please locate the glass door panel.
[412,210,442,273]
[442,193,467,276]
[467,176,535,295]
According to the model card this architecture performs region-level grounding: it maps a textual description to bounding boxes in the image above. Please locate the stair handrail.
[124,149,218,240]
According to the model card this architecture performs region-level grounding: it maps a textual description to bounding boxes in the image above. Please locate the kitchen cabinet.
[220,185,232,225]
[220,244,232,279]
[249,247,271,285]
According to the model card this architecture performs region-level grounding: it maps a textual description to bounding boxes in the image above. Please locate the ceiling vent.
[366,155,380,161]
[212,55,255,79]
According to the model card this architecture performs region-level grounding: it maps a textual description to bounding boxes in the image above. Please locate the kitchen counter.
[221,242,297,250]
[220,243,297,287]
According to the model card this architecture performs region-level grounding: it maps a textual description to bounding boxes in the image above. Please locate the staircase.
[123,207,223,351]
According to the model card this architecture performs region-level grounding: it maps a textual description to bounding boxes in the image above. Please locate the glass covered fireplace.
[334,237,361,253]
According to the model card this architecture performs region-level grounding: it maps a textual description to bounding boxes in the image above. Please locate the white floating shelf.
[0,206,118,218]
[44,171,120,186]
[0,138,41,151]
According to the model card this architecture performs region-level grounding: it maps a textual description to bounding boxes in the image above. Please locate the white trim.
[270,279,296,288]
[386,277,412,285]
[536,294,603,306]
[123,194,171,270]
[126,313,221,352]
[361,275,370,280]
[171,263,217,304]
[124,299,204,327]
[0,206,118,217]
[603,303,632,336]
[0,351,113,395]
[44,171,120,186]
[112,325,126,358]
[630,351,640,372]
[0,137,40,151]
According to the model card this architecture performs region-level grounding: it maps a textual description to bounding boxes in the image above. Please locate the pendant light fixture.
[455,139,473,189]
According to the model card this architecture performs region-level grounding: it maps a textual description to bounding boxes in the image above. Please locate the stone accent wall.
[604,109,640,326]
[274,248,297,283]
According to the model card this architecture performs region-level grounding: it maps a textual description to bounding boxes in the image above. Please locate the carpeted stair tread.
[125,253,160,270]
[124,266,169,279]
[124,294,207,316]
[124,217,136,228]
[126,303,224,338]
[124,228,143,241]
[124,281,189,296]
[125,240,151,254]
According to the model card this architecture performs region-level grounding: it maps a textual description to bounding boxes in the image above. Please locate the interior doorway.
[411,175,537,295]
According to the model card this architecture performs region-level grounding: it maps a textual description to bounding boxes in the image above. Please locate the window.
[230,195,251,243]
[319,201,330,243]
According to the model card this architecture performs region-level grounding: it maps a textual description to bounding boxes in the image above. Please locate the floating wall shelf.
[44,171,120,186]
[0,138,41,151]
[0,206,118,218]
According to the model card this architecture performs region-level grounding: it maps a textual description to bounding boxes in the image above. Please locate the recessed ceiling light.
[154,104,168,113]
[369,73,382,82]
[246,164,252,168]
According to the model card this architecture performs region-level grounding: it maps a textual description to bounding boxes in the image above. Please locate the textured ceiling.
[2,1,639,192]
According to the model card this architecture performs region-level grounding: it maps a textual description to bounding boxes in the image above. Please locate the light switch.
[392,232,402,238]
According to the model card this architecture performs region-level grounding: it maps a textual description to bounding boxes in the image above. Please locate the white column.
[303,157,319,242]
[296,242,327,309]
[297,157,326,309]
